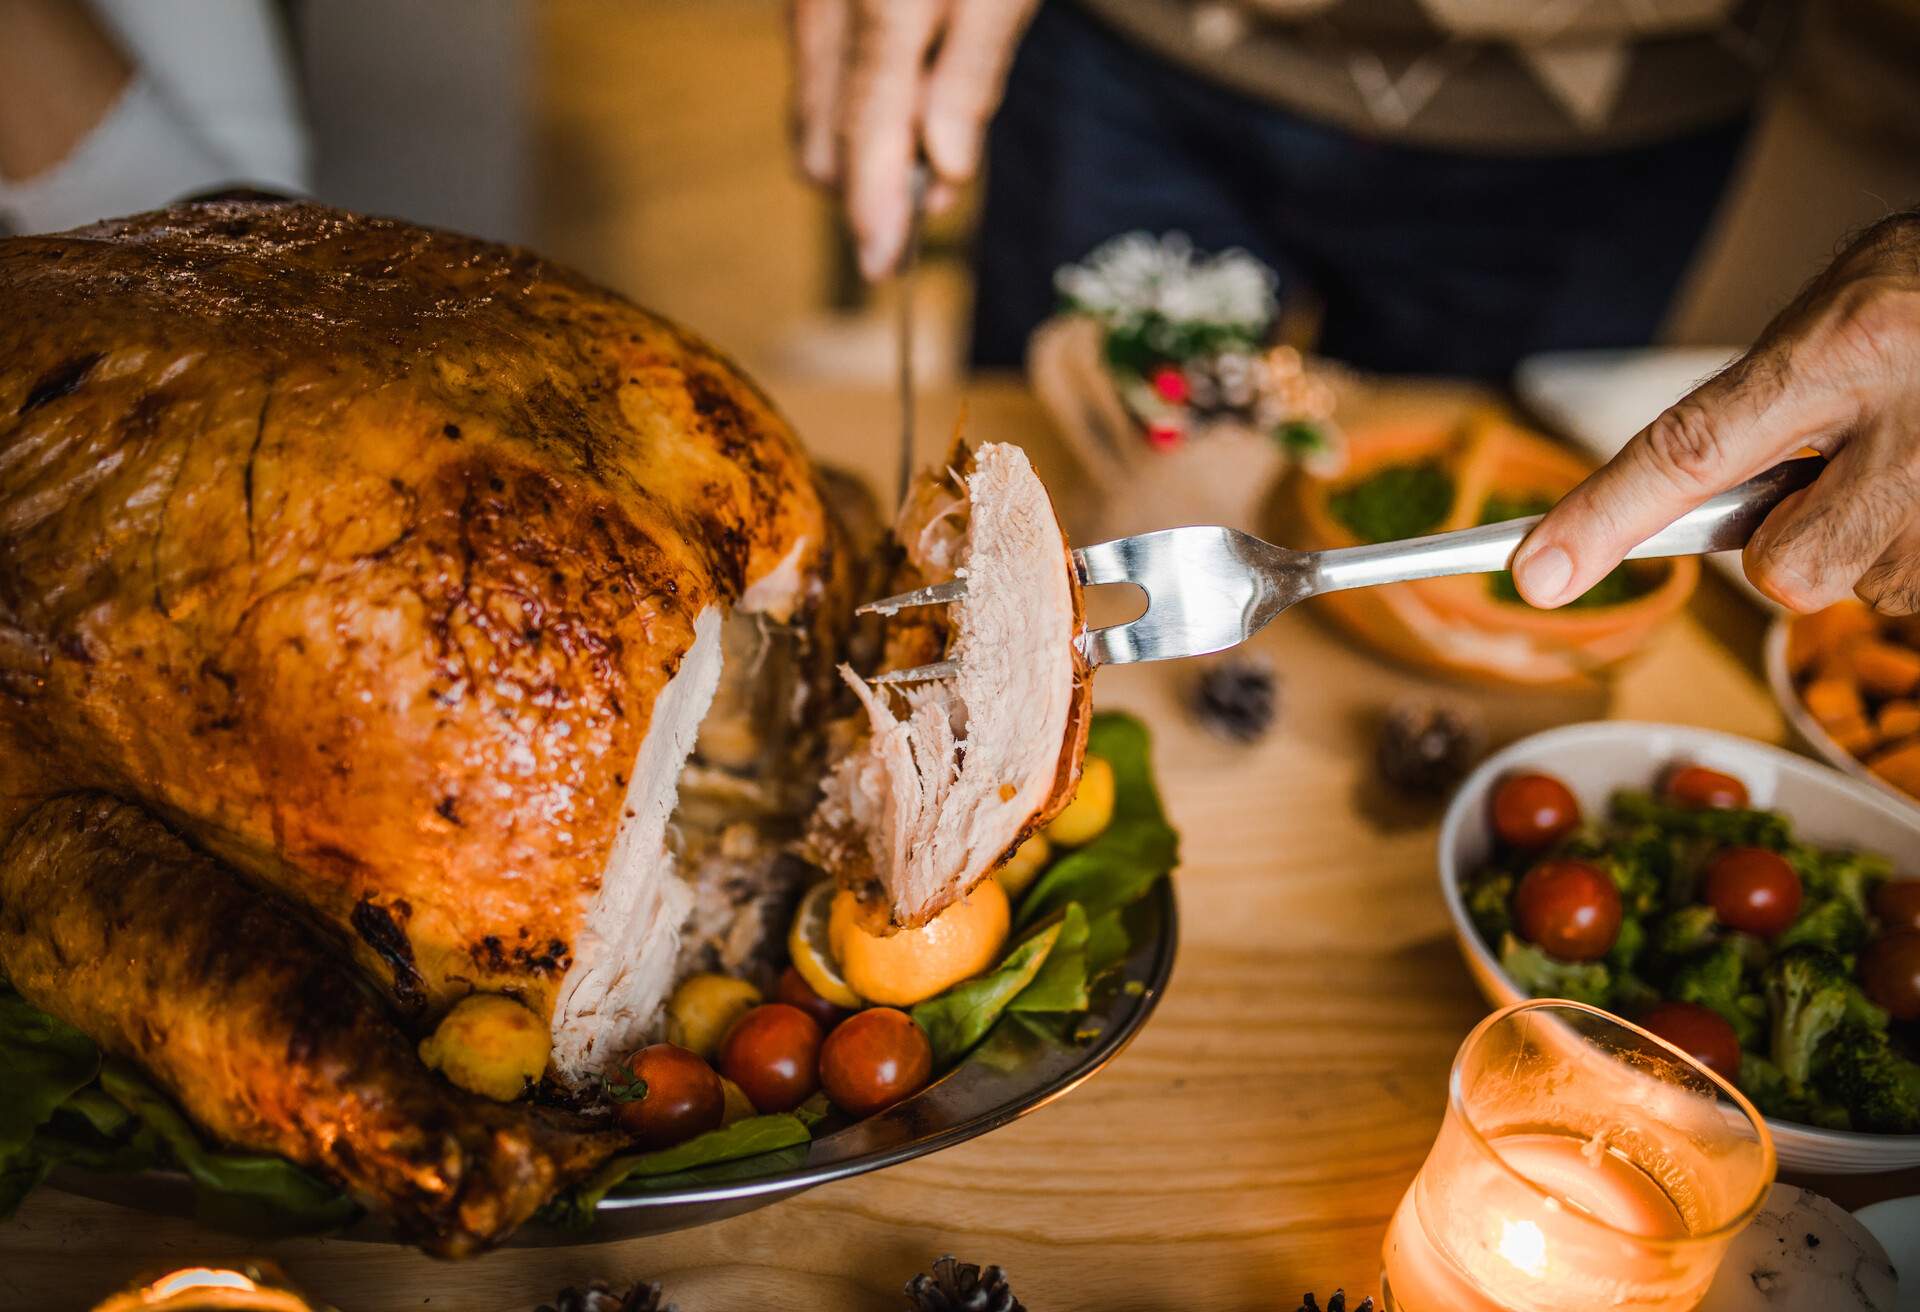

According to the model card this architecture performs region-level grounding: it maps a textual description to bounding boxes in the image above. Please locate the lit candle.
[1381,1000,1774,1312]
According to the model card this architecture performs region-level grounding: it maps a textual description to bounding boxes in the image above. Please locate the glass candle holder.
[1382,1000,1774,1312]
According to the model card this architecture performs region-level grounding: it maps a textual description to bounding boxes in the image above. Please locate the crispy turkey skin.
[0,794,623,1256]
[0,201,830,1067]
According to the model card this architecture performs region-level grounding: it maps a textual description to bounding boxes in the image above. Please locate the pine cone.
[903,1256,1024,1312]
[1191,656,1279,742]
[1297,1292,1375,1312]
[1374,701,1479,796]
[535,1279,672,1312]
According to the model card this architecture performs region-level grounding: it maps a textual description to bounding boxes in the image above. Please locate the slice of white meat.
[549,605,723,1087]
[811,442,1086,928]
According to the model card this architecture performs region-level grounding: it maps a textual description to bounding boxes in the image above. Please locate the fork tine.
[869,658,962,685]
[858,578,970,616]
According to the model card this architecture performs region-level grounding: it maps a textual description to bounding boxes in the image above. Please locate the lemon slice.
[788,880,862,1008]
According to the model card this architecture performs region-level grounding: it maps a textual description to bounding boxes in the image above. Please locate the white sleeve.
[0,0,310,235]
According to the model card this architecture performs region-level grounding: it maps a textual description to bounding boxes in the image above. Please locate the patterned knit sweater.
[1072,0,1797,152]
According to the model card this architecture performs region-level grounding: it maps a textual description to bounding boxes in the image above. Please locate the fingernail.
[1515,544,1572,606]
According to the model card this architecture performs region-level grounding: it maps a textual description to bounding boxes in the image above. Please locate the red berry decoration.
[1145,420,1184,451]
[819,1007,933,1118]
[1490,772,1582,852]
[718,1003,822,1113]
[1703,847,1802,939]
[1150,365,1191,405]
[1513,858,1622,962]
[608,1043,724,1148]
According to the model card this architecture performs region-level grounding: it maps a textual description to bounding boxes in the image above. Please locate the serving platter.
[46,878,1177,1244]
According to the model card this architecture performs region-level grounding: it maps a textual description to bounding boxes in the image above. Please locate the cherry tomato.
[1861,929,1920,1022]
[717,1003,822,1113]
[1872,879,1920,934]
[776,964,847,1033]
[1513,858,1622,962]
[1703,847,1802,939]
[1491,773,1582,852]
[610,1043,723,1148]
[1637,1000,1743,1086]
[1661,764,1749,811]
[819,1007,933,1118]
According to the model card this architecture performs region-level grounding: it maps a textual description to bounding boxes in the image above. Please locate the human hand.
[789,0,1040,279]
[1514,212,1920,614]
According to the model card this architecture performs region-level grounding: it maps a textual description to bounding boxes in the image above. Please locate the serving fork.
[864,455,1822,680]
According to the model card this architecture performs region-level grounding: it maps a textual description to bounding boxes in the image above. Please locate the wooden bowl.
[1291,413,1697,687]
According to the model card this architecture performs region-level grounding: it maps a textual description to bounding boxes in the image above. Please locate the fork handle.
[1310,456,1825,595]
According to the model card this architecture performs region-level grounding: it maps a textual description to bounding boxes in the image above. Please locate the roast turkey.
[0,199,1088,1246]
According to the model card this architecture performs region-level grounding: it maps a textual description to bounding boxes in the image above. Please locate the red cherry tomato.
[1872,879,1920,934]
[1513,858,1622,962]
[1703,847,1802,939]
[1638,1001,1744,1086]
[776,965,847,1034]
[819,1007,933,1118]
[1491,773,1582,852]
[1861,929,1920,1022]
[1661,765,1749,810]
[718,1003,822,1113]
[611,1043,723,1148]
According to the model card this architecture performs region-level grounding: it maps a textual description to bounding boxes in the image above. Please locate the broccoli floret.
[1765,946,1856,1093]
[1739,1051,1853,1129]
[1813,1027,1920,1134]
[1499,934,1612,1008]
[1608,792,1792,849]
[1775,896,1869,956]
[1607,913,1647,976]
[1792,845,1888,921]
[1652,905,1719,959]
[1465,870,1514,945]
[1668,941,1762,1048]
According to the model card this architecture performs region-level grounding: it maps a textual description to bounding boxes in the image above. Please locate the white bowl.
[1763,615,1920,816]
[1438,720,1920,1173]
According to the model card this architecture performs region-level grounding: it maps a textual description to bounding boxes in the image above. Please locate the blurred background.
[3,0,1918,392]
[349,0,1918,391]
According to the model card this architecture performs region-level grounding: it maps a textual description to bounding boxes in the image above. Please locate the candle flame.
[1496,1218,1548,1278]
[146,1268,260,1299]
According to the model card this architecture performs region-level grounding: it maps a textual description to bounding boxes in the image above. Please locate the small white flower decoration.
[1055,232,1277,337]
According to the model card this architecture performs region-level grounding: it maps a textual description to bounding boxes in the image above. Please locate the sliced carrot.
[1878,701,1920,741]
[1851,640,1920,699]
[1803,676,1866,728]
[1828,714,1879,757]
[1867,740,1920,798]
[1786,603,1878,674]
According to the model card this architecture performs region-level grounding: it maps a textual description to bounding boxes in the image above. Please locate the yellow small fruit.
[1046,755,1115,846]
[832,879,1010,1007]
[995,832,1052,900]
[718,1075,757,1126]
[664,973,763,1058]
[417,993,548,1102]
[790,881,863,1008]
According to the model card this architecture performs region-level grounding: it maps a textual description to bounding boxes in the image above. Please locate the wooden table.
[4,378,1913,1312]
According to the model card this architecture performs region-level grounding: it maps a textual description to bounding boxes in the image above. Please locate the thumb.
[1512,347,1850,608]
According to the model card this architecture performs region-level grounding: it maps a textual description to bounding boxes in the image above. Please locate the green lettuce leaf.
[99,1064,358,1234]
[0,989,101,1218]
[551,1113,814,1224]
[1016,715,1178,929]
[1010,903,1091,1014]
[913,920,1062,1067]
